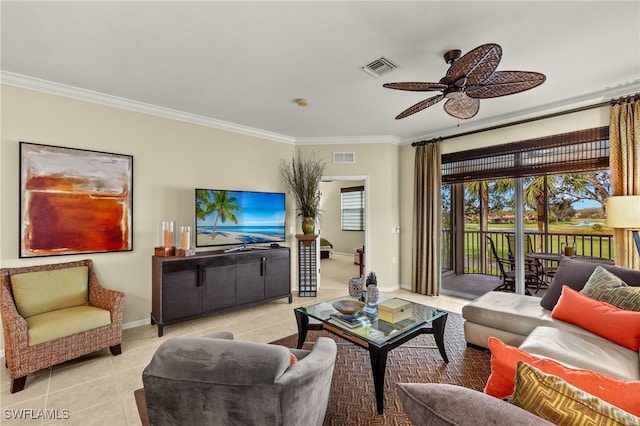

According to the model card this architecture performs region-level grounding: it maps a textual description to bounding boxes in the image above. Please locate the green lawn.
[464,219,611,235]
[460,219,615,267]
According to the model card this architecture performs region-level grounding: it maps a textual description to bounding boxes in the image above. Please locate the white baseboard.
[123,318,150,330]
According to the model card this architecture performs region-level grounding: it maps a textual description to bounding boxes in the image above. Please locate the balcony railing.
[455,230,614,277]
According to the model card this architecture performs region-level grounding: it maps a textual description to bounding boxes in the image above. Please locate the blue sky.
[572,199,601,210]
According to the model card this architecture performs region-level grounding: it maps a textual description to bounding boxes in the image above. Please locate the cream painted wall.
[0,83,611,354]
[398,106,611,288]
[318,180,365,254]
[0,85,297,351]
[298,144,400,291]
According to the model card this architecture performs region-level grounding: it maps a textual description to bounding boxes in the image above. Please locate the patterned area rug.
[270,312,492,425]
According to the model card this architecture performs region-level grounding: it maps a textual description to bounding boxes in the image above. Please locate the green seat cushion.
[25,305,111,346]
[11,266,89,318]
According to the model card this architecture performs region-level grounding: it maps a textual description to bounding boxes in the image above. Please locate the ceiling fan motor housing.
[443,49,462,64]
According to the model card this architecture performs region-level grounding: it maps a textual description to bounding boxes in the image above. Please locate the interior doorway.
[318,176,368,290]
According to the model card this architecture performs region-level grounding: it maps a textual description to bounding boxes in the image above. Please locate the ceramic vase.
[366,285,379,304]
[348,277,363,299]
[301,216,315,234]
[365,285,379,320]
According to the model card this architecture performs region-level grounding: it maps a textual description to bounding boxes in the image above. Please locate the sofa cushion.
[519,326,640,381]
[25,305,111,346]
[11,266,89,318]
[508,362,640,425]
[486,337,640,415]
[581,266,640,311]
[551,286,640,351]
[461,291,586,338]
[462,291,548,336]
[396,382,553,426]
[540,258,640,310]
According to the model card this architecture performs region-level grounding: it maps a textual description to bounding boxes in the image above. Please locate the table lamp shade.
[606,196,640,229]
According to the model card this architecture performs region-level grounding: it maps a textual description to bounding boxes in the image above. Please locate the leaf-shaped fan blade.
[395,94,445,119]
[443,94,480,119]
[383,82,448,92]
[466,71,546,99]
[446,43,502,87]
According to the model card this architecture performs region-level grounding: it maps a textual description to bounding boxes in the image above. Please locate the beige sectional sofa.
[462,257,640,381]
[396,257,640,425]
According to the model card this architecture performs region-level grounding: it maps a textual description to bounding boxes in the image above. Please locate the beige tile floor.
[0,253,468,425]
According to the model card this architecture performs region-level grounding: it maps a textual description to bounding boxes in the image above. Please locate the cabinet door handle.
[261,257,267,276]
[197,266,204,286]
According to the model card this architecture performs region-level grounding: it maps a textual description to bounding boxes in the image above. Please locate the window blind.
[341,186,365,231]
[441,127,609,184]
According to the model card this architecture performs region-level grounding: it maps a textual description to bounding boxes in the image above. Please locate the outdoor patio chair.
[487,236,538,295]
[506,234,556,292]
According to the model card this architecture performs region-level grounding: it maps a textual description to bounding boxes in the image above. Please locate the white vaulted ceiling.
[2,1,639,144]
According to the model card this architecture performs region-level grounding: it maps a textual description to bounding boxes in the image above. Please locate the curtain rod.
[611,92,640,105]
[411,137,441,147]
[411,99,611,147]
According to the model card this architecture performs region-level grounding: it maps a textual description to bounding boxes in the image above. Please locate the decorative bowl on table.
[332,300,365,315]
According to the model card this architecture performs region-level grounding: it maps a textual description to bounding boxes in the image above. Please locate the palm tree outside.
[456,171,612,277]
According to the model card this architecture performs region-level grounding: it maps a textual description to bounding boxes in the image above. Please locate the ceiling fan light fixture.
[444,95,480,119]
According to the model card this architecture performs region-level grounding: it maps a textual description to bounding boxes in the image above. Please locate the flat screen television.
[195,189,286,249]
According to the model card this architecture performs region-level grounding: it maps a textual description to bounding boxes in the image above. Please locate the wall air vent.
[362,57,398,78]
[333,152,356,164]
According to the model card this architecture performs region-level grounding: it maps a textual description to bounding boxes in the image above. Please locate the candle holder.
[176,225,196,257]
[155,221,176,256]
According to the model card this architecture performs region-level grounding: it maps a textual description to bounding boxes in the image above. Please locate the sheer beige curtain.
[610,93,640,268]
[412,142,441,295]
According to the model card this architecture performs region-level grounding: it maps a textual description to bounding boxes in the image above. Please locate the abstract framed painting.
[19,142,133,258]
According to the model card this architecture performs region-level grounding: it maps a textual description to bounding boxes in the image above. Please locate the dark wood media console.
[151,247,291,337]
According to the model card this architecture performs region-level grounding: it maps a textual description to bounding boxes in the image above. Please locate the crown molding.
[296,135,402,146]
[1,71,296,145]
[4,71,638,148]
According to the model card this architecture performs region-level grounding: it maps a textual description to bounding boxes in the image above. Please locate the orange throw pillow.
[551,285,640,351]
[484,337,640,416]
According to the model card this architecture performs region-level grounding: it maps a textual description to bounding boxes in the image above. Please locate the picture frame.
[19,142,133,258]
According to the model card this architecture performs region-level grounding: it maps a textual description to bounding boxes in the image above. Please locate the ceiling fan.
[383,43,546,120]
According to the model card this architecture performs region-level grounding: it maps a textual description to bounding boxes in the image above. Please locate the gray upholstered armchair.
[141,332,337,426]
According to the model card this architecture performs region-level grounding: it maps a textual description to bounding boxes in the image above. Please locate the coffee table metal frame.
[294,297,448,414]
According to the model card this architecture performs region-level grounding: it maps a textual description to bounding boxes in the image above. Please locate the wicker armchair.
[1,259,124,393]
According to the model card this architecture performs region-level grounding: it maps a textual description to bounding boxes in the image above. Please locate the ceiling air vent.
[362,57,398,78]
[333,152,355,164]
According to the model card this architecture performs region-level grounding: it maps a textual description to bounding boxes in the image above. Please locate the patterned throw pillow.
[581,266,640,311]
[508,362,640,426]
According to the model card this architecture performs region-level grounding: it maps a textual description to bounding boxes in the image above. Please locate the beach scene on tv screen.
[196,189,286,247]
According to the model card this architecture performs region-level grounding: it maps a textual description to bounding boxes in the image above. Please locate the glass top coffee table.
[294,296,448,414]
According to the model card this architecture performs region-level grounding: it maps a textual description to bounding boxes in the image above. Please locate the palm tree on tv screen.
[196,190,240,238]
